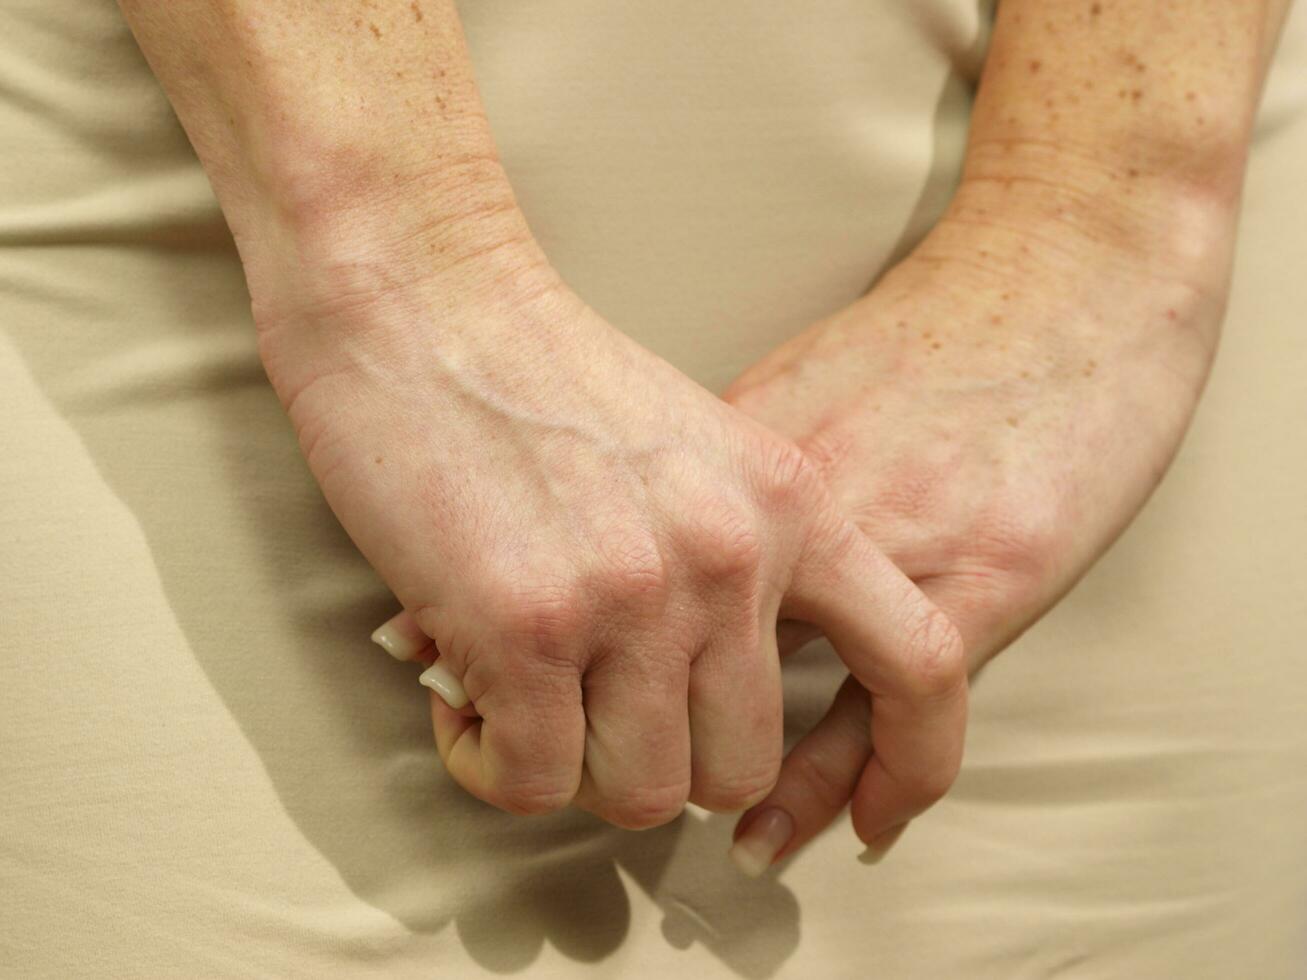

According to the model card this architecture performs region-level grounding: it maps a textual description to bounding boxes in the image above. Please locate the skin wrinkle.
[114,0,1297,860]
[719,0,1295,865]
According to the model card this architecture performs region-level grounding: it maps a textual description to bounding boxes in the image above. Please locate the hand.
[256,230,967,834]
[724,197,1226,865]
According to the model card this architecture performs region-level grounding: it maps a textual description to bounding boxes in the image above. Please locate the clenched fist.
[256,234,967,834]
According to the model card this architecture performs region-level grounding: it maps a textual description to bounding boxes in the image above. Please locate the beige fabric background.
[2,1,1305,977]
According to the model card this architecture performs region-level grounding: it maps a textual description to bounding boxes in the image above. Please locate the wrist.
[945,138,1240,291]
[888,161,1236,370]
[919,142,1239,356]
[236,153,557,339]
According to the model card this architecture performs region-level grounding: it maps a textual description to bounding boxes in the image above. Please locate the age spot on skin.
[1029,59,1043,73]
[1006,416,1020,427]
[990,315,1004,325]
[1090,2,1102,15]
[1084,359,1097,377]
[370,22,383,39]
[411,0,424,21]
[374,455,384,464]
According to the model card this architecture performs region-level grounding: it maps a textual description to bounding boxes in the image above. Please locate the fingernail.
[370,612,427,662]
[419,660,469,709]
[858,823,907,865]
[729,808,794,878]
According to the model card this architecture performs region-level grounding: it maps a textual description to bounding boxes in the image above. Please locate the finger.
[373,609,478,714]
[786,514,968,844]
[848,669,966,843]
[370,608,439,669]
[858,821,909,865]
[431,669,480,758]
[371,609,429,661]
[429,647,586,816]
[737,576,977,872]
[686,607,784,812]
[421,659,482,718]
[419,659,470,708]
[729,675,870,876]
[570,646,692,830]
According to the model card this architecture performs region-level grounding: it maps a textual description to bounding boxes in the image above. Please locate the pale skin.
[116,0,1293,870]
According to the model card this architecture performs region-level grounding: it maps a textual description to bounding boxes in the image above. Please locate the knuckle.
[805,508,860,566]
[597,782,690,830]
[899,604,967,699]
[967,505,1061,597]
[684,496,764,584]
[494,577,590,660]
[592,528,669,612]
[494,778,576,817]
[899,760,960,807]
[753,440,822,512]
[692,766,780,813]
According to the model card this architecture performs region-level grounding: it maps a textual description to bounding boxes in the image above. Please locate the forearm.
[973,0,1290,191]
[116,1,542,317]
[928,0,1293,326]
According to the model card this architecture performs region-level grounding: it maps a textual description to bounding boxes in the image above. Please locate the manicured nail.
[858,823,908,865]
[419,660,469,709]
[370,612,427,662]
[729,808,794,877]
